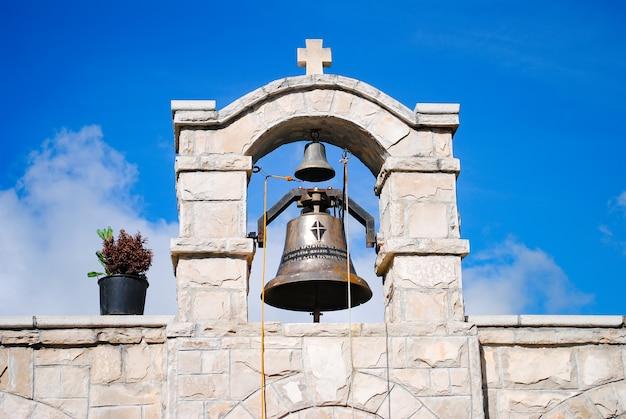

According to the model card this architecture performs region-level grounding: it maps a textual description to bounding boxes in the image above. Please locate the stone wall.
[0,316,168,419]
[473,315,626,418]
[2,316,625,418]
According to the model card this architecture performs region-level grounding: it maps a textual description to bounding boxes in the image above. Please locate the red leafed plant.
[88,227,153,278]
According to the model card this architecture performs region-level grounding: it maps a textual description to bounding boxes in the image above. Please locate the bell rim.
[262,272,373,312]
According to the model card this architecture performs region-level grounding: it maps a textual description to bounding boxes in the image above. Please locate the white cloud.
[616,191,626,213]
[463,238,593,314]
[0,126,178,315]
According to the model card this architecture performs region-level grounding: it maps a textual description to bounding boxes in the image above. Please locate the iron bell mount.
[256,187,376,322]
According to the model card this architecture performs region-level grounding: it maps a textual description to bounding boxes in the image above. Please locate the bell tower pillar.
[374,109,469,324]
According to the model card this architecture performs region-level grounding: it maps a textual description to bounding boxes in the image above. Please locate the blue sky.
[1,0,625,317]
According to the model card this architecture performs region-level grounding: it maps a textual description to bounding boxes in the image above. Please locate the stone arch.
[539,380,626,418]
[0,391,73,419]
[229,371,447,419]
[172,73,466,325]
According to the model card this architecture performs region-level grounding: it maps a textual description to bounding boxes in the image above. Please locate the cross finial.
[297,39,332,75]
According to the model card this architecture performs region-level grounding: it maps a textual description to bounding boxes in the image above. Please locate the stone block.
[577,345,624,387]
[350,372,388,412]
[376,385,420,419]
[406,337,467,368]
[90,406,142,419]
[391,256,460,289]
[124,342,163,382]
[42,398,88,418]
[352,337,386,368]
[387,130,434,157]
[367,111,411,148]
[96,328,143,344]
[403,290,447,323]
[90,383,160,406]
[91,345,122,384]
[177,171,246,201]
[205,401,238,419]
[34,366,62,398]
[450,368,471,394]
[177,401,204,419]
[421,396,471,419]
[177,350,202,374]
[432,130,453,157]
[0,348,33,398]
[35,348,90,366]
[177,257,248,289]
[497,390,578,413]
[302,338,350,405]
[177,374,228,400]
[273,374,310,412]
[406,202,450,238]
[202,350,229,374]
[40,329,97,345]
[60,366,89,397]
[189,289,245,322]
[481,346,500,386]
[180,201,245,238]
[388,172,456,202]
[430,368,449,395]
[502,347,576,388]
[389,368,429,396]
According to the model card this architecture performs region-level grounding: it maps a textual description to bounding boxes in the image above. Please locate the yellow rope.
[260,176,268,419]
[341,152,355,417]
[260,174,296,419]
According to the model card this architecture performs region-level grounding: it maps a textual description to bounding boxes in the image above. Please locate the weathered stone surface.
[90,406,142,419]
[403,290,448,323]
[302,338,350,404]
[350,372,388,412]
[406,202,450,238]
[498,390,578,413]
[91,345,122,384]
[178,171,246,201]
[40,329,97,345]
[503,347,575,388]
[35,348,90,366]
[177,257,247,289]
[407,337,467,368]
[178,374,228,400]
[481,346,500,386]
[180,201,244,238]
[0,347,33,398]
[389,368,429,396]
[90,383,160,406]
[391,256,460,289]
[376,385,420,419]
[577,346,623,387]
[124,342,163,382]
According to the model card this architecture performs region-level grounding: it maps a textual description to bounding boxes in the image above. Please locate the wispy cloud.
[600,191,626,255]
[0,126,177,315]
[463,237,593,314]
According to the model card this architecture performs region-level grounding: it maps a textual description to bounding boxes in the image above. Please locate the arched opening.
[245,115,389,177]
[246,139,383,323]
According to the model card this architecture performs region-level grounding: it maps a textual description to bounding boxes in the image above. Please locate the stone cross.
[297,39,332,75]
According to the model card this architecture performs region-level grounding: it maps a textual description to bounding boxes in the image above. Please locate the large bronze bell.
[294,141,335,182]
[257,188,376,322]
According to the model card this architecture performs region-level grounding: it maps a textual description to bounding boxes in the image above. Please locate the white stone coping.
[374,157,461,195]
[170,237,256,270]
[175,155,252,174]
[414,103,460,114]
[171,75,460,131]
[467,315,625,327]
[375,238,470,275]
[0,315,173,330]
[171,100,216,112]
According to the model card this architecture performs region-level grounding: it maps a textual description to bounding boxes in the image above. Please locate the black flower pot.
[98,274,149,315]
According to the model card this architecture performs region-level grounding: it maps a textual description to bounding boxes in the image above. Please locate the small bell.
[294,141,335,182]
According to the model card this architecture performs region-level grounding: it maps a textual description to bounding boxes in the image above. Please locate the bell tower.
[168,40,483,418]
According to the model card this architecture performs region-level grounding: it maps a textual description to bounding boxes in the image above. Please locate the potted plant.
[88,227,153,315]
